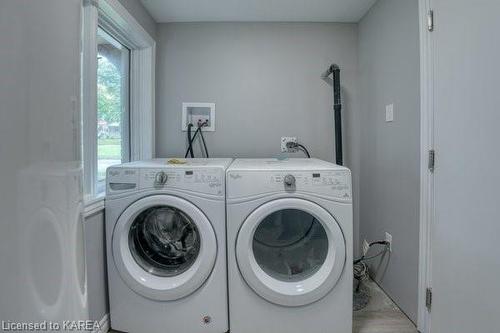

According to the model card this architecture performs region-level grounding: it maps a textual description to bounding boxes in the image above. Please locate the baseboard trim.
[93,314,110,333]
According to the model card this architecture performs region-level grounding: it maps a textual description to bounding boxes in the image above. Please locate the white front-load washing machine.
[226,158,353,333]
[105,158,232,333]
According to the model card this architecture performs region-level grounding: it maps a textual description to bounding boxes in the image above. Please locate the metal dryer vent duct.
[322,64,343,166]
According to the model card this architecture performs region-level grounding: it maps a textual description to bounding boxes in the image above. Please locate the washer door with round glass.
[113,195,217,301]
[236,198,346,307]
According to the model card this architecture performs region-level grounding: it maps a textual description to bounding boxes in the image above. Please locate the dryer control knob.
[284,174,296,188]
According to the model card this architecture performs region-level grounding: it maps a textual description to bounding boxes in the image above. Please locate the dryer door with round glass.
[112,195,217,301]
[236,198,345,307]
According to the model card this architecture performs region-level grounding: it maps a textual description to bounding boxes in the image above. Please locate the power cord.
[353,240,390,292]
[354,241,390,265]
[286,142,311,158]
[297,143,311,158]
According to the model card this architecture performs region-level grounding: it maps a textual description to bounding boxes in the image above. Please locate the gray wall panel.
[155,22,358,163]
[358,0,420,322]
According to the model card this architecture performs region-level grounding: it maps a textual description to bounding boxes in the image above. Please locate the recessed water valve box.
[182,103,215,131]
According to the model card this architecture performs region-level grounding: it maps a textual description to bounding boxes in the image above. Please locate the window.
[96,28,130,193]
[82,0,155,201]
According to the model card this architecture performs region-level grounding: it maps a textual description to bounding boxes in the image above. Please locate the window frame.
[82,0,155,201]
[96,26,131,194]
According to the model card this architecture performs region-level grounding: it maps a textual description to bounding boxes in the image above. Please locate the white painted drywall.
[358,0,420,322]
[430,0,500,331]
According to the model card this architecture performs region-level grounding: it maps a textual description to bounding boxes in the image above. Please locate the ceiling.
[140,0,377,23]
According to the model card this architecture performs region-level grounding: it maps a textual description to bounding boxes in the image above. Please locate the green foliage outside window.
[97,56,121,124]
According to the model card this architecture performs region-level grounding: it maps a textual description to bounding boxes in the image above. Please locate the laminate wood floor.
[353,279,418,333]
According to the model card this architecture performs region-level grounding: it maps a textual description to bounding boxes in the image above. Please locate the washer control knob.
[155,171,168,185]
[284,174,296,188]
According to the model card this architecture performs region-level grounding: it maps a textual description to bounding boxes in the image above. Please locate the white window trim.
[83,196,107,218]
[82,0,155,206]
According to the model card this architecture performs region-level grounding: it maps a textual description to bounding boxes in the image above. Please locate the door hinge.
[427,10,434,31]
[428,149,435,172]
[425,288,433,310]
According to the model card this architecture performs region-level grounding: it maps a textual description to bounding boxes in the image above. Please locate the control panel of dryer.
[227,170,351,201]
[107,167,224,197]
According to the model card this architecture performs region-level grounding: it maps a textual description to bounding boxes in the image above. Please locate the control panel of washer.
[107,167,224,196]
[140,168,223,191]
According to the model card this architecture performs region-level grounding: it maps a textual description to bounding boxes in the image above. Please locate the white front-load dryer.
[105,158,232,333]
[226,158,353,333]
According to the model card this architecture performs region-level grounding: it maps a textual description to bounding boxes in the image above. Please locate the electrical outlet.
[385,232,393,252]
[362,239,370,256]
[385,104,394,122]
[281,137,297,153]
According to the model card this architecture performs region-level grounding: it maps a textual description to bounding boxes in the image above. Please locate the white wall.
[358,0,420,322]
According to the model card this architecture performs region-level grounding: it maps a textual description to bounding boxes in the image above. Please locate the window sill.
[83,194,106,218]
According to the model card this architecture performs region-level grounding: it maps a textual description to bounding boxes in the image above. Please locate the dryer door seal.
[113,195,217,301]
[236,198,346,307]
